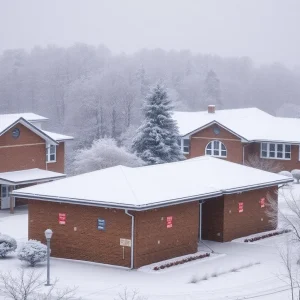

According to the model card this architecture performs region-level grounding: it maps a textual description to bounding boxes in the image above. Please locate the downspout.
[125,209,135,269]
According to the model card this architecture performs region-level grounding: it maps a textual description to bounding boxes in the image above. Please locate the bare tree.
[0,268,79,300]
[115,288,146,300]
[245,154,283,173]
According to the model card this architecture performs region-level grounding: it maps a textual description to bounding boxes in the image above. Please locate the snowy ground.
[1,185,300,300]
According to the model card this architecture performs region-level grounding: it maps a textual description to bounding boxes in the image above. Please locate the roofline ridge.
[119,165,140,205]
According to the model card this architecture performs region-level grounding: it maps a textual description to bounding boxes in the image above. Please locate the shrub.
[189,275,199,283]
[18,240,48,267]
[244,229,291,243]
[292,169,300,184]
[0,234,17,258]
[279,171,293,178]
[153,253,211,271]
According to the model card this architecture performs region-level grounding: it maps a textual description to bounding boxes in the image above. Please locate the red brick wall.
[134,202,199,268]
[189,124,244,164]
[28,200,199,268]
[201,187,277,242]
[0,123,65,173]
[28,201,132,267]
[245,142,300,171]
[0,124,46,172]
[223,187,278,241]
[46,142,65,173]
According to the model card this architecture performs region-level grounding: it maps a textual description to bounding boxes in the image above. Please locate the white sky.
[0,0,299,67]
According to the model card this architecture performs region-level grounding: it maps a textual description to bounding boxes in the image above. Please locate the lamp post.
[44,229,53,286]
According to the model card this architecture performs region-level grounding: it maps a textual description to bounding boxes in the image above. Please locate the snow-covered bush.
[0,234,17,257]
[279,171,293,178]
[17,240,48,267]
[71,138,144,175]
[292,169,300,184]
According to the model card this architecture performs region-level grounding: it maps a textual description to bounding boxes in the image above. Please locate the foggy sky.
[0,0,299,67]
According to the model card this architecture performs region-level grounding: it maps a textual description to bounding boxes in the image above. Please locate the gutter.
[11,191,223,211]
[125,210,135,269]
[11,177,292,211]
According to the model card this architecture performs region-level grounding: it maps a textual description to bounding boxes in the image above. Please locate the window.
[205,140,227,157]
[46,144,56,163]
[261,143,291,160]
[182,139,190,153]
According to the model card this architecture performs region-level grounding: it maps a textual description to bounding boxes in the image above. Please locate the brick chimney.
[208,105,216,114]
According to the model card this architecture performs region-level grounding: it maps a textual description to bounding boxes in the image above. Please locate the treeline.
[1,43,300,151]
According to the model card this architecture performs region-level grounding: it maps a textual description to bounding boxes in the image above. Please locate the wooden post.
[9,186,14,214]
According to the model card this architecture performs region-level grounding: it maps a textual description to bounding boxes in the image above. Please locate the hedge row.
[153,253,210,271]
[244,229,291,243]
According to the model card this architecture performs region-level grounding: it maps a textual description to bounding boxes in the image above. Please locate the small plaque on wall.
[238,202,243,213]
[97,218,106,231]
[166,216,173,228]
[58,213,66,225]
[120,238,131,247]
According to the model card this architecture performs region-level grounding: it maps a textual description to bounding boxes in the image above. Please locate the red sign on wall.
[167,216,173,228]
[238,202,244,213]
[59,213,66,225]
[260,198,265,208]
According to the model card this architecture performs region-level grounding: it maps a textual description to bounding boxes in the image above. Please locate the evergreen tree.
[132,84,185,165]
[203,70,222,107]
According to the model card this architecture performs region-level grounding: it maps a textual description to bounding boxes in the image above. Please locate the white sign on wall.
[120,238,131,247]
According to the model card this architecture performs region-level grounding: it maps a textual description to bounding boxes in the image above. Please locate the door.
[1,185,10,209]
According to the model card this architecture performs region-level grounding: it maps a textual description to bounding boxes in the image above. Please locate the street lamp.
[44,229,53,286]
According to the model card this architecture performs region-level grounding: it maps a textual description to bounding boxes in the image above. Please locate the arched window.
[205,140,227,157]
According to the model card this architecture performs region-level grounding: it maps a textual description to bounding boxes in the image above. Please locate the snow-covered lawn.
[1,185,300,300]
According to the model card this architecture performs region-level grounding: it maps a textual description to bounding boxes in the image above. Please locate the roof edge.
[2,174,66,186]
[0,118,58,145]
[11,177,292,210]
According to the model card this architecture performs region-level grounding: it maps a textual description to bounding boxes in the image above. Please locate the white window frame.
[46,144,57,163]
[260,142,291,160]
[181,138,190,154]
[205,140,227,158]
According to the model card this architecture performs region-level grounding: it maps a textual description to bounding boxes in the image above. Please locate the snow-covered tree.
[132,84,185,165]
[292,169,300,184]
[18,240,48,267]
[203,70,222,107]
[0,234,17,257]
[72,138,144,175]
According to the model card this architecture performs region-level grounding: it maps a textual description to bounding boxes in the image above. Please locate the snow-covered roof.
[173,107,300,143]
[42,130,74,141]
[0,113,47,132]
[0,168,66,185]
[12,156,292,210]
[0,113,73,143]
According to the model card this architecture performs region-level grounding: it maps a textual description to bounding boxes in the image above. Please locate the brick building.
[174,105,300,171]
[12,157,292,268]
[0,113,73,211]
